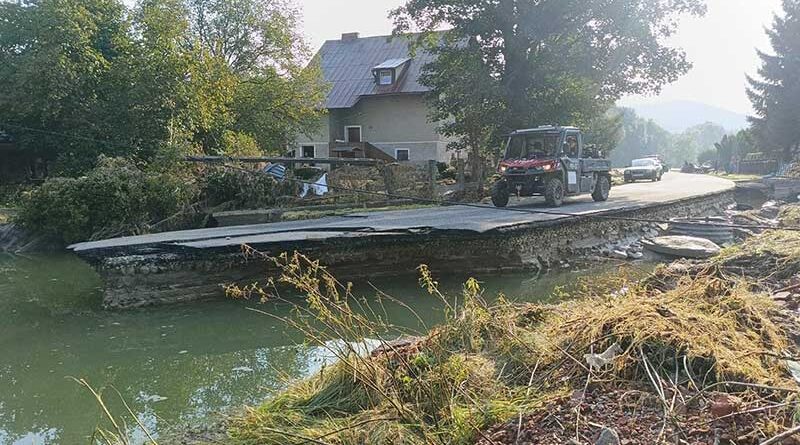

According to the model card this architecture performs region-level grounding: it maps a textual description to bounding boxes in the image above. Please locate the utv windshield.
[505,133,560,160]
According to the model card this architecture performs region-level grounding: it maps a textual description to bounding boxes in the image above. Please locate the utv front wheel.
[544,177,564,207]
[491,181,510,208]
[592,174,610,202]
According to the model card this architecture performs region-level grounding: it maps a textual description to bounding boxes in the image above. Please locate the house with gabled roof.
[295,32,454,163]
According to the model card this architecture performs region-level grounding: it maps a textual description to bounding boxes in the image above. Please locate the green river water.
[0,253,645,444]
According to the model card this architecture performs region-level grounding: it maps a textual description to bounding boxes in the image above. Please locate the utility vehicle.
[491,126,612,207]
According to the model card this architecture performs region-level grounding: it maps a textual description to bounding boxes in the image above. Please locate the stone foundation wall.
[94,190,734,309]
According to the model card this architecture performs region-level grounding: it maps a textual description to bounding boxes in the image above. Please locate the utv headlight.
[499,165,508,173]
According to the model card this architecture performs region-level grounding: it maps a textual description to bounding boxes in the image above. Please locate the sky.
[296,0,783,114]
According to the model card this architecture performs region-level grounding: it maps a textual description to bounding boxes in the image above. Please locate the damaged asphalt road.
[69,173,733,256]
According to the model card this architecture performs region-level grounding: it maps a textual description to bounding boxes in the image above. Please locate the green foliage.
[0,185,30,208]
[697,148,717,165]
[715,130,757,172]
[0,0,132,173]
[16,157,198,243]
[612,108,730,167]
[611,108,673,167]
[394,0,706,172]
[584,110,624,156]
[436,162,457,180]
[0,0,325,174]
[748,0,800,160]
[201,167,292,209]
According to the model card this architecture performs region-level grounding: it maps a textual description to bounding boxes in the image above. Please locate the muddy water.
[0,253,650,444]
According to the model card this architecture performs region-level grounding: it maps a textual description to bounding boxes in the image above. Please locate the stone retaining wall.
[92,190,734,309]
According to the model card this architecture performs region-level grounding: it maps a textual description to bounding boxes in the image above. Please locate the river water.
[0,253,647,444]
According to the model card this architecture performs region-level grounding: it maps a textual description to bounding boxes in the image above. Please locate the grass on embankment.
[215,223,800,445]
[710,172,764,182]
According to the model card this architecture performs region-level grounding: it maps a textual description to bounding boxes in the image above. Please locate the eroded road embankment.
[67,173,735,308]
[70,173,733,257]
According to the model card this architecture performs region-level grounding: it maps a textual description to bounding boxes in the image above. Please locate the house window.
[378,69,393,85]
[395,148,410,161]
[345,126,362,143]
[302,145,315,158]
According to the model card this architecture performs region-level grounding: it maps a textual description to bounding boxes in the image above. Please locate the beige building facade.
[295,33,453,163]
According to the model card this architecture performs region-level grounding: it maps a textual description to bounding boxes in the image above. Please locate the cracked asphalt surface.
[70,172,734,253]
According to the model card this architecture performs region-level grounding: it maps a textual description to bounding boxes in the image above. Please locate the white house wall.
[295,95,455,162]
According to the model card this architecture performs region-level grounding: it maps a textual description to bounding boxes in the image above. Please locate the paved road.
[70,173,734,254]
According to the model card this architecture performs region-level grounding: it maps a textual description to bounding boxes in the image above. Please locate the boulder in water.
[642,236,721,259]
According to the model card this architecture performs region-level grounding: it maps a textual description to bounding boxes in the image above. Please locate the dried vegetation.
[216,224,800,445]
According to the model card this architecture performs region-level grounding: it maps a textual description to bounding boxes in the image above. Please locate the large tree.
[392,0,706,180]
[747,0,800,161]
[0,0,324,174]
[715,130,756,172]
[0,0,132,173]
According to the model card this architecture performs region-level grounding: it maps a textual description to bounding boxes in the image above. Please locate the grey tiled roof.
[318,34,436,109]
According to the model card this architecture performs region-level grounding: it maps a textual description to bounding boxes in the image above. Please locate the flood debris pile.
[219,227,800,445]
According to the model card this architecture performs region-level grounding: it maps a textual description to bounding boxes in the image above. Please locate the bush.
[201,167,294,209]
[437,162,457,180]
[0,184,31,207]
[16,157,198,244]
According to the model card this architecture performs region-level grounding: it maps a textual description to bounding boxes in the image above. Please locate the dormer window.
[373,58,411,87]
[378,69,394,85]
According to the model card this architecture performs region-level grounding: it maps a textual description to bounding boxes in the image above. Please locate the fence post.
[428,160,437,199]
[383,164,396,197]
[456,159,466,192]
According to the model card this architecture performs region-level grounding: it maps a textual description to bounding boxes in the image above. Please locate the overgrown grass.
[219,238,799,444]
[710,172,763,182]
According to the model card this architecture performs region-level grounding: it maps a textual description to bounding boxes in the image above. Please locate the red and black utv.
[491,126,613,207]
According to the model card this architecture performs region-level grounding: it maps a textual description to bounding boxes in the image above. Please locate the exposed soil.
[477,386,785,445]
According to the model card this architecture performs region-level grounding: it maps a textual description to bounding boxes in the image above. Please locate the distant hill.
[624,100,748,133]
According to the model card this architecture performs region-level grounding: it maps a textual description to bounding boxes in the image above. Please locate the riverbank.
[185,207,800,445]
[1,253,655,444]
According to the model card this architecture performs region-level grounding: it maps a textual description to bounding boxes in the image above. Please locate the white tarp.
[300,173,329,198]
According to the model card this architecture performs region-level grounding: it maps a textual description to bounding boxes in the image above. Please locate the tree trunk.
[498,0,529,130]
[468,132,485,193]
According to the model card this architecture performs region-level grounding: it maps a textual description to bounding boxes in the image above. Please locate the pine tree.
[747,0,800,161]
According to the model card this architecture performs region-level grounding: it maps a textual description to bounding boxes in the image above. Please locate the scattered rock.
[642,236,721,259]
[610,250,628,260]
[772,292,800,310]
[627,243,643,253]
[787,361,800,384]
[709,394,742,418]
[596,427,621,445]
[628,251,644,260]
[760,201,782,219]
[773,291,793,301]
[732,227,756,240]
